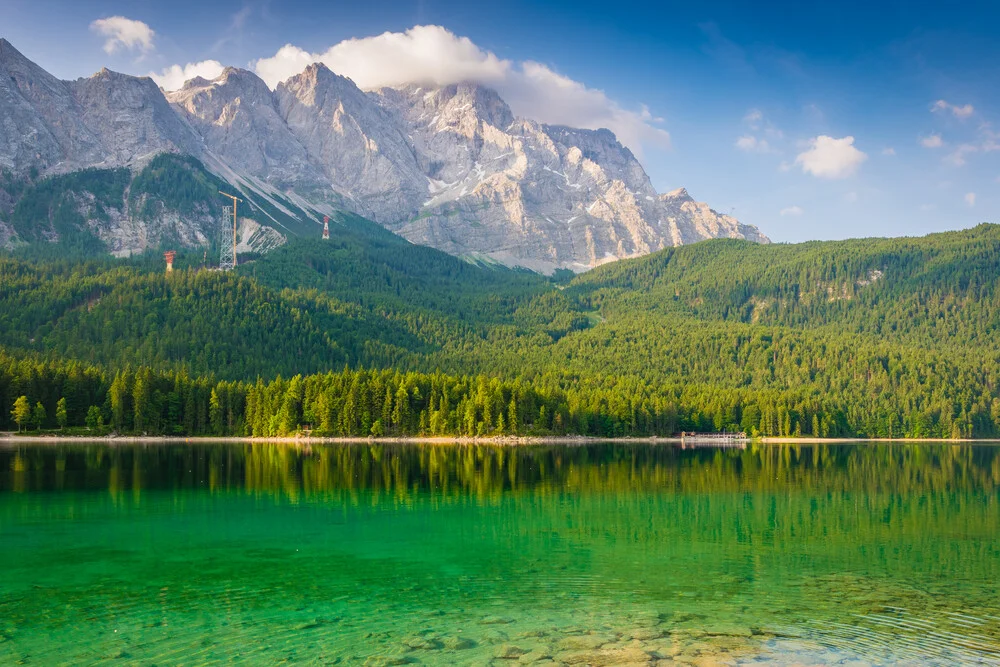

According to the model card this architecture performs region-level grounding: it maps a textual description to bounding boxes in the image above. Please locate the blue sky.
[4,0,999,242]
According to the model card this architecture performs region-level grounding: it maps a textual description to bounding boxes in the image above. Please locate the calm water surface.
[1,441,998,665]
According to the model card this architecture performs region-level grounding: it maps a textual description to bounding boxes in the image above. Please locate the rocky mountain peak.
[0,38,103,172]
[284,62,365,101]
[166,64,316,186]
[0,37,34,68]
[169,66,272,107]
[663,187,692,201]
[0,39,770,269]
[69,68,201,165]
[180,76,212,90]
[217,66,267,88]
[275,62,426,223]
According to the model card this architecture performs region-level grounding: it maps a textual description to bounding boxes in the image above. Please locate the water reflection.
[4,441,1000,499]
[1,442,998,665]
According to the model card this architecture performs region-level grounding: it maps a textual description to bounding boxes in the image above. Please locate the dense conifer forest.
[2,216,999,439]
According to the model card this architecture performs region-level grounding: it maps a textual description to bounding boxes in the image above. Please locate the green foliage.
[3,220,1000,438]
[32,401,46,430]
[129,154,225,220]
[11,395,30,432]
[8,167,128,254]
[85,405,103,430]
[56,397,68,429]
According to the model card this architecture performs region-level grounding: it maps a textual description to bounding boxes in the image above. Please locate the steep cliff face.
[371,84,764,272]
[166,68,318,186]
[658,188,770,245]
[0,38,104,171]
[0,38,769,270]
[275,64,427,223]
[69,68,202,165]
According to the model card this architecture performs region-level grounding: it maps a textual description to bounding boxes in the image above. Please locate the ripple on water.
[2,442,1000,665]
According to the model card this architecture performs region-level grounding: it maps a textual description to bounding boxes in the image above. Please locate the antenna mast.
[218,191,242,270]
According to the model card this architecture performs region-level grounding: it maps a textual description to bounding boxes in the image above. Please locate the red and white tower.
[163,250,176,273]
[323,216,330,240]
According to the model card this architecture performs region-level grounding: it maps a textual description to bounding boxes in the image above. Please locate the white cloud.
[506,61,671,154]
[150,60,226,91]
[844,191,858,203]
[741,108,782,140]
[881,147,896,156]
[945,143,978,167]
[735,135,772,153]
[965,192,976,207]
[979,127,1000,153]
[794,135,867,179]
[90,16,155,55]
[932,100,974,119]
[253,25,670,155]
[920,134,944,148]
[780,206,803,216]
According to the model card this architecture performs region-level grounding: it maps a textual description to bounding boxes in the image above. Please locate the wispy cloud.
[735,135,772,153]
[780,206,803,216]
[931,99,974,119]
[735,109,782,154]
[90,16,155,56]
[698,22,753,74]
[743,109,763,127]
[945,143,978,167]
[211,4,254,53]
[920,134,944,148]
[881,147,896,156]
[965,192,976,207]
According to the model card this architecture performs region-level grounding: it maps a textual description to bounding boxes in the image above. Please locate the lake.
[1,441,998,665]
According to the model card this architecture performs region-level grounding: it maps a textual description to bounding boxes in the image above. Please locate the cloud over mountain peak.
[246,25,669,156]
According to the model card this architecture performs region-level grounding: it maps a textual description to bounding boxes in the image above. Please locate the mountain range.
[0,37,768,272]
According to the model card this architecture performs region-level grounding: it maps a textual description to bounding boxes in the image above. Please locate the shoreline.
[1,433,998,445]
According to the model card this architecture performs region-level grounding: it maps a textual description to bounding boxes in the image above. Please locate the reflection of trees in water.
[4,442,999,499]
[3,443,999,596]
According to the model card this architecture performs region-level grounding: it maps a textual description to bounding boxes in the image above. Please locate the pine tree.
[209,388,223,435]
[508,398,519,435]
[33,402,47,430]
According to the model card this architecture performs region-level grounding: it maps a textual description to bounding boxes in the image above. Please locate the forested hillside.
[2,224,999,438]
[0,154,321,256]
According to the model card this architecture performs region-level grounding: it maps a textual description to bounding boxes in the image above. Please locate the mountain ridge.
[0,37,769,271]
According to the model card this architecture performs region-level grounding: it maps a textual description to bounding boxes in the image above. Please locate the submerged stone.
[363,656,418,666]
[494,643,530,659]
[442,635,477,650]
[481,615,515,625]
[556,635,610,650]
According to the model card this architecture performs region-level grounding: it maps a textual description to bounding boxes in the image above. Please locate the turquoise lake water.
[1,441,998,665]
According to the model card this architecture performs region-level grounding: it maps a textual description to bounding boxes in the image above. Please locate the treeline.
[4,218,1000,438]
[4,352,1000,438]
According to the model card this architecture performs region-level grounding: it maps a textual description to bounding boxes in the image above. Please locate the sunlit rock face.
[0,37,769,271]
[166,67,318,187]
[370,84,769,272]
